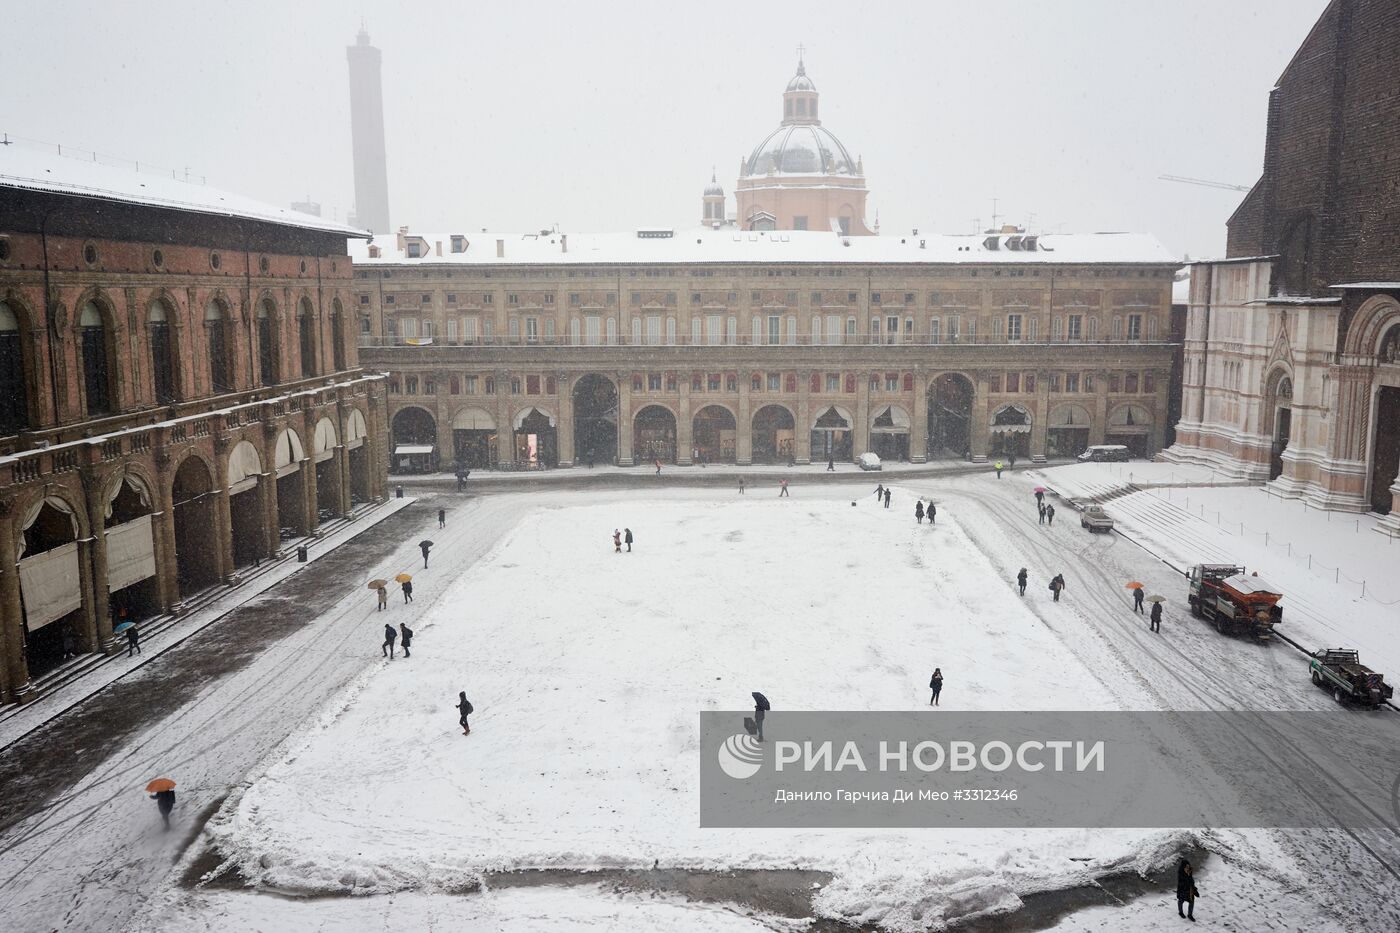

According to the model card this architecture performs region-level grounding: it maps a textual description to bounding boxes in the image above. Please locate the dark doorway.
[229,487,265,569]
[929,374,973,457]
[173,457,220,595]
[349,444,371,504]
[391,407,438,473]
[1371,386,1400,514]
[1270,407,1292,481]
[633,406,677,464]
[19,501,82,677]
[0,300,31,433]
[752,405,795,464]
[515,408,558,468]
[573,374,618,466]
[693,406,737,464]
[810,406,852,463]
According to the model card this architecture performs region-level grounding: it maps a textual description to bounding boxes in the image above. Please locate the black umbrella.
[751,692,770,711]
[419,540,435,548]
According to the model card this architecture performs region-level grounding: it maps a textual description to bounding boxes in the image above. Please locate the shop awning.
[395,444,435,455]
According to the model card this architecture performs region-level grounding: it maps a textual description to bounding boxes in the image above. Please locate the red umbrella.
[1034,486,1047,493]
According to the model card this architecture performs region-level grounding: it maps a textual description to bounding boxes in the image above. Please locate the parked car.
[857,452,883,471]
[1077,445,1130,463]
[1080,505,1115,533]
[1310,648,1393,708]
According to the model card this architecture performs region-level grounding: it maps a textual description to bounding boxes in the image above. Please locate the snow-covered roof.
[0,143,370,238]
[1172,273,1191,304]
[352,228,1179,268]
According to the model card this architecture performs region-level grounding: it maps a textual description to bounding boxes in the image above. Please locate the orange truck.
[1187,564,1283,638]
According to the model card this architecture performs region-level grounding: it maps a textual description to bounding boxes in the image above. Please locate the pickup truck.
[1080,505,1114,533]
[1310,649,1393,709]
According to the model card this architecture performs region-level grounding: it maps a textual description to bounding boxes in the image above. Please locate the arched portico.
[869,404,911,462]
[693,405,737,464]
[634,405,677,464]
[572,373,618,467]
[1047,403,1092,459]
[751,404,795,464]
[226,439,267,569]
[171,454,220,597]
[391,406,438,473]
[1262,365,1294,481]
[1106,404,1153,458]
[15,492,88,678]
[990,403,1032,459]
[514,406,558,468]
[928,373,974,458]
[811,405,853,463]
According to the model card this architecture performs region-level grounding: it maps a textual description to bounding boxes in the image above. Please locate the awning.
[107,514,157,592]
[513,407,556,430]
[870,405,911,434]
[395,444,434,455]
[452,407,497,431]
[19,542,82,631]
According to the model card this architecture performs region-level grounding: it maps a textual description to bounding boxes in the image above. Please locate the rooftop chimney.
[435,240,443,256]
[397,226,409,251]
[496,238,505,258]
[561,234,568,254]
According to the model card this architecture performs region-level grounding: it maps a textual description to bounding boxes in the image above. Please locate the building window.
[648,373,662,391]
[793,216,808,230]
[751,373,762,391]
[1125,372,1139,393]
[423,376,435,395]
[1109,373,1122,393]
[987,374,1002,393]
[1144,372,1156,394]
[1025,373,1036,393]
[1084,374,1095,393]
[450,376,461,394]
[767,315,781,345]
[298,300,318,377]
[885,373,898,392]
[485,376,495,394]
[929,318,941,344]
[528,375,542,395]
[826,373,840,392]
[465,375,478,394]
[1006,372,1020,393]
[1049,374,1061,392]
[148,301,177,403]
[1006,314,1022,342]
[256,300,278,386]
[204,300,232,394]
[767,373,781,392]
[785,374,797,392]
[845,374,856,393]
[405,375,419,394]
[1127,314,1143,341]
[511,377,522,394]
[1065,373,1079,393]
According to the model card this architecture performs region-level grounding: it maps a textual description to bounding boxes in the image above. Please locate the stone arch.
[344,405,373,502]
[1342,295,1400,360]
[0,291,38,433]
[75,289,120,415]
[811,404,854,463]
[990,403,1032,460]
[693,404,737,463]
[1107,403,1153,429]
[450,406,496,470]
[227,440,263,491]
[170,452,220,595]
[928,372,975,457]
[633,404,678,464]
[391,405,438,473]
[273,426,307,473]
[1047,402,1092,458]
[102,464,157,516]
[14,485,88,551]
[751,403,795,464]
[870,403,911,462]
[572,373,619,466]
[345,407,370,443]
[226,439,268,568]
[512,406,558,468]
[313,416,339,457]
[1263,364,1295,481]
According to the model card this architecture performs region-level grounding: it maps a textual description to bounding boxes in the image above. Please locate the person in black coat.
[1034,489,1044,508]
[402,580,414,603]
[1017,568,1028,596]
[420,541,432,568]
[624,528,634,552]
[438,508,446,528]
[150,788,175,830]
[754,700,766,742]
[1176,860,1199,921]
[382,623,397,658]
[126,624,141,657]
[1038,503,1046,525]
[929,668,944,706]
[875,484,884,500]
[927,502,936,525]
[457,691,473,735]
[399,623,413,658]
[1132,586,1146,614]
[1050,574,1066,602]
[915,501,925,524]
[883,488,892,508]
[1045,504,1056,526]
[1150,601,1163,632]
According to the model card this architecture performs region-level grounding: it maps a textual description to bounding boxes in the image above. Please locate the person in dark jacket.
[126,624,141,657]
[1150,601,1163,632]
[883,488,892,508]
[1008,453,1017,471]
[915,501,925,524]
[1017,568,1028,596]
[927,502,936,524]
[420,541,432,568]
[929,668,944,705]
[779,479,790,497]
[624,528,634,552]
[1176,860,1199,921]
[402,579,414,603]
[754,700,766,742]
[827,456,835,472]
[457,691,473,735]
[1045,504,1056,526]
[1050,574,1066,602]
[150,788,175,830]
[382,623,397,658]
[1034,489,1044,508]
[438,508,446,528]
[875,484,884,500]
[399,623,413,658]
[1132,586,1146,614]
[1038,503,1046,525]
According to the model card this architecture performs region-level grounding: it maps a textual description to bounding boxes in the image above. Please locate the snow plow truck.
[1187,564,1282,638]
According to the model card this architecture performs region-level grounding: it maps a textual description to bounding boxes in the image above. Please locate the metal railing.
[359,334,1176,350]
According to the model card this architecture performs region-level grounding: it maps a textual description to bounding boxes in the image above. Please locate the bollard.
[297,545,308,563]
[396,485,404,499]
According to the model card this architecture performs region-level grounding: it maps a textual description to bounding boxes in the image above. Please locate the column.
[910,371,929,464]
[677,375,693,465]
[153,453,181,611]
[854,372,871,457]
[557,373,575,467]
[1151,369,1170,456]
[212,442,236,583]
[81,468,115,653]
[736,370,753,465]
[1090,384,1109,447]
[434,375,454,468]
[495,374,515,466]
[795,371,811,465]
[1031,371,1051,462]
[301,410,320,536]
[969,372,990,461]
[260,418,283,558]
[617,371,634,466]
[336,445,352,517]
[0,499,36,703]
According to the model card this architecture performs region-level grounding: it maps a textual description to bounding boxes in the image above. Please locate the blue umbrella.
[113,621,134,634]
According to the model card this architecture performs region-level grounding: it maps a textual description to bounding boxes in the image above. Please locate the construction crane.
[1159,174,1253,192]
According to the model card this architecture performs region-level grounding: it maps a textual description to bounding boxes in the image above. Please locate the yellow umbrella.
[395,573,413,584]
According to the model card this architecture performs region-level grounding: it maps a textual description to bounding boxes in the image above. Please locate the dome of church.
[704,174,724,196]
[744,124,857,177]
[785,61,816,92]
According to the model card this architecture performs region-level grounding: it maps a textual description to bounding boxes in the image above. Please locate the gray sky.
[8,0,1328,258]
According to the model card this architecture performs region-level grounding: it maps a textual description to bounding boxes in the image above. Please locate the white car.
[857,452,883,471]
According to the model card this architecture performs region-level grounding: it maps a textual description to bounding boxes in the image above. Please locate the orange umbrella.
[146,778,176,793]
[395,573,413,583]
[1124,581,1145,589]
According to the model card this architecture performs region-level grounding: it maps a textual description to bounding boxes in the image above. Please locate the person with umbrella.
[1017,568,1028,596]
[457,691,473,735]
[372,580,388,611]
[399,622,413,658]
[419,540,434,568]
[752,692,770,742]
[396,573,413,603]
[382,623,398,658]
[1132,584,1146,614]
[125,622,141,657]
[147,778,176,830]
[915,500,925,524]
[929,668,944,706]
[1149,596,1164,632]
[1034,487,1045,508]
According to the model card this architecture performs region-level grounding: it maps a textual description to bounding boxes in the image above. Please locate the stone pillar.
[1031,371,1051,462]
[0,499,36,703]
[969,372,990,461]
[795,371,812,465]
[434,375,454,469]
[301,414,321,537]
[1150,370,1170,456]
[556,373,575,467]
[677,375,693,465]
[736,370,753,465]
[854,372,871,458]
[80,468,116,654]
[617,371,635,466]
[336,445,352,517]
[260,418,283,559]
[495,375,515,466]
[1090,385,1109,447]
[153,453,181,611]
[211,441,236,583]
[910,371,929,463]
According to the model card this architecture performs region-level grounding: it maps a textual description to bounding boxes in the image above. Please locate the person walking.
[655,458,662,476]
[1034,489,1044,509]
[624,528,634,552]
[927,501,937,524]
[402,579,414,603]
[883,488,892,509]
[1008,453,1017,471]
[420,540,433,568]
[929,668,944,706]
[915,500,925,524]
[827,456,835,472]
[1045,504,1056,526]
[62,627,77,660]
[1049,573,1066,602]
[778,479,790,497]
[613,529,622,553]
[738,478,746,495]
[150,788,176,830]
[125,624,141,657]
[376,585,388,611]
[1017,568,1028,596]
[994,461,1004,479]
[754,698,767,742]
[438,508,446,529]
[1038,503,1046,524]
[1132,586,1146,614]
[399,622,413,658]
[1150,600,1163,632]
[1176,860,1199,921]
[457,691,473,736]
[875,484,884,501]
[382,623,397,658]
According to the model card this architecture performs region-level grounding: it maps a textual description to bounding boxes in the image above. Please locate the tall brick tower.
[346,26,391,233]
